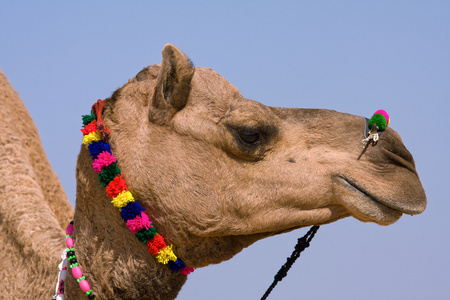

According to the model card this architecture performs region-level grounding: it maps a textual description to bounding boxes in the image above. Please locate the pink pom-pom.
[92,151,116,173]
[66,223,74,235]
[66,237,74,248]
[72,266,83,279]
[180,266,195,275]
[79,279,91,293]
[126,212,152,233]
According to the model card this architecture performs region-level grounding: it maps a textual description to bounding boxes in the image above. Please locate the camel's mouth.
[334,176,403,225]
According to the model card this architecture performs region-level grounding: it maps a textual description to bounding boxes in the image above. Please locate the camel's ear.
[150,44,195,123]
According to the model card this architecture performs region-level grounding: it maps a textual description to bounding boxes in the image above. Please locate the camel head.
[76,44,426,269]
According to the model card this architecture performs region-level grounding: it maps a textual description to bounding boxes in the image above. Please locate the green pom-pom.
[82,111,96,126]
[368,113,388,131]
[98,163,121,187]
[135,227,158,243]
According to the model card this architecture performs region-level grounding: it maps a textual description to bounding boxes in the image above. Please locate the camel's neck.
[66,150,187,299]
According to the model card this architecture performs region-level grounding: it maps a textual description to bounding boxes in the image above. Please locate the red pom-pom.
[106,175,128,198]
[147,234,166,255]
[81,120,98,135]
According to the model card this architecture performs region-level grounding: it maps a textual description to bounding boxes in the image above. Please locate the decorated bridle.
[53,100,390,299]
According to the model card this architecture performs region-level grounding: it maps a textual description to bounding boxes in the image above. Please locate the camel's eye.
[238,131,260,145]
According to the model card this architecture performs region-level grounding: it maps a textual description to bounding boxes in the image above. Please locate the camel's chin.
[334,176,403,225]
[178,208,352,268]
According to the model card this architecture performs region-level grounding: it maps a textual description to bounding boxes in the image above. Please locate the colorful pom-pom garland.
[81,100,194,275]
[53,100,194,300]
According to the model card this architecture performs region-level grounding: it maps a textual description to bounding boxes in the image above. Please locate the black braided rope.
[260,225,320,300]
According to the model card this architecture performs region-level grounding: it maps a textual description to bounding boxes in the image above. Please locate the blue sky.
[1,1,449,299]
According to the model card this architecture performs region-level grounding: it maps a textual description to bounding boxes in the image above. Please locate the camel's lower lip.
[335,176,403,224]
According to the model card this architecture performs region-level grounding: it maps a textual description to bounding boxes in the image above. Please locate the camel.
[0,44,426,299]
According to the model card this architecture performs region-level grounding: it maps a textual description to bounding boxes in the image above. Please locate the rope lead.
[260,225,320,300]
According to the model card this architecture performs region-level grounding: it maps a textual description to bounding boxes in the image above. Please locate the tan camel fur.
[0,70,74,298]
[0,44,426,299]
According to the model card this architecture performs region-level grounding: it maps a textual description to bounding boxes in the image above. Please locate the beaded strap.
[53,222,97,300]
[65,222,97,299]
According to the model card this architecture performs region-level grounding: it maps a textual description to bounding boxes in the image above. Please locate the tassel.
[126,212,153,233]
[81,120,97,135]
[111,191,134,208]
[368,109,390,131]
[106,175,128,198]
[87,140,111,159]
[168,259,186,273]
[92,151,116,173]
[180,266,195,275]
[156,245,177,264]
[82,111,96,126]
[119,202,145,221]
[98,163,121,187]
[135,227,158,243]
[147,234,166,255]
[82,132,102,149]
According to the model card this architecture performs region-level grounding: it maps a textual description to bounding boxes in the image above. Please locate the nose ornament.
[362,109,390,147]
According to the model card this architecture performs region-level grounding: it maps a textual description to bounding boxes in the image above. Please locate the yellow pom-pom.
[82,131,102,149]
[156,245,177,264]
[111,191,134,208]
